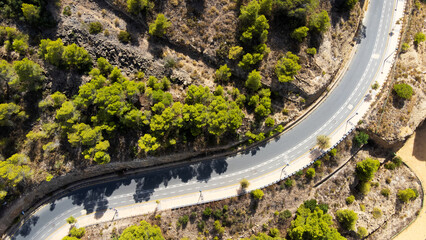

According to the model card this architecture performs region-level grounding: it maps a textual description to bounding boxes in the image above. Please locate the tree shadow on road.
[13,216,39,239]
[132,158,228,203]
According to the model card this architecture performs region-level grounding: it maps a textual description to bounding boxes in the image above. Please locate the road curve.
[10,0,396,239]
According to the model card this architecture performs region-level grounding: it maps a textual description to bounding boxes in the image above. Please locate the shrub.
[401,42,409,52]
[89,21,103,34]
[393,83,413,99]
[392,156,403,167]
[279,210,292,221]
[318,203,329,213]
[63,6,72,16]
[353,132,369,147]
[329,148,337,157]
[314,160,322,168]
[346,195,355,204]
[386,177,392,184]
[306,168,315,179]
[265,117,275,127]
[397,188,417,203]
[372,207,382,219]
[381,188,390,198]
[359,204,366,212]
[336,209,358,230]
[66,216,76,224]
[127,0,148,15]
[69,227,85,238]
[316,135,330,149]
[306,47,317,56]
[357,226,368,238]
[251,189,264,200]
[309,10,330,33]
[275,52,301,82]
[197,220,205,231]
[203,207,212,217]
[214,220,225,235]
[344,0,358,10]
[384,162,396,170]
[284,179,294,188]
[240,178,250,189]
[118,31,131,43]
[213,209,222,219]
[359,182,371,195]
[149,14,171,37]
[414,32,425,45]
[269,228,280,237]
[178,215,189,226]
[303,199,317,211]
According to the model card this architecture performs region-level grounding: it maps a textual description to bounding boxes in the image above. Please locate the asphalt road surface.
[11,0,396,239]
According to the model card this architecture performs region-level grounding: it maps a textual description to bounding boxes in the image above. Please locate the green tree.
[11,58,45,91]
[393,83,413,100]
[246,70,262,91]
[89,21,103,34]
[238,53,263,70]
[309,10,330,33]
[127,0,148,15]
[62,44,92,71]
[11,39,28,55]
[397,188,417,203]
[355,158,380,182]
[239,0,260,28]
[251,189,264,200]
[288,204,346,240]
[67,123,103,147]
[353,131,369,147]
[39,38,65,67]
[0,103,27,126]
[119,220,164,240]
[291,26,309,42]
[149,14,171,37]
[316,135,330,150]
[21,3,40,24]
[214,220,225,235]
[228,46,244,60]
[0,153,32,187]
[414,32,425,45]
[97,57,113,76]
[275,52,301,82]
[138,134,160,153]
[215,64,232,82]
[336,209,358,230]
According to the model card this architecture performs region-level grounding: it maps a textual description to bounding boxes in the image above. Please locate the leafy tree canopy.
[288,204,346,240]
[355,158,380,182]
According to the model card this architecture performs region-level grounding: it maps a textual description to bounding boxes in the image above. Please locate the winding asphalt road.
[10,0,396,239]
